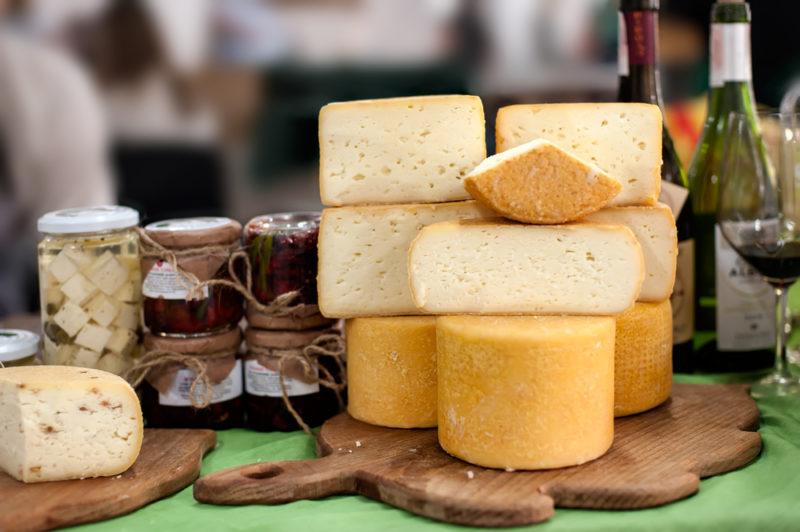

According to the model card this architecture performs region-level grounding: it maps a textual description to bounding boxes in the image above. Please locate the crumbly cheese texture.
[319,95,486,206]
[408,220,644,315]
[346,317,437,428]
[318,201,491,318]
[582,204,677,302]
[437,315,615,470]
[465,139,621,223]
[0,366,143,483]
[496,103,662,206]
[615,301,673,417]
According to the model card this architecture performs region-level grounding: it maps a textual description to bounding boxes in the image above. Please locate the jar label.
[617,12,628,76]
[143,260,209,300]
[244,358,320,398]
[710,23,752,87]
[159,359,242,406]
[623,10,656,66]
[672,239,695,344]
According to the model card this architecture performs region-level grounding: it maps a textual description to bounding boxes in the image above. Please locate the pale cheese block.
[437,315,615,470]
[346,317,437,428]
[615,300,673,417]
[319,95,486,206]
[318,201,491,318]
[464,138,621,223]
[408,220,644,315]
[582,204,677,301]
[496,103,662,206]
[0,366,143,482]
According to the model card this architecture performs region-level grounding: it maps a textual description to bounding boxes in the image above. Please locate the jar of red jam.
[244,326,342,432]
[243,212,320,307]
[142,217,244,336]
[140,327,243,429]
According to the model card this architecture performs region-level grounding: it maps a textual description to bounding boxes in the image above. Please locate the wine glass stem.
[774,285,792,379]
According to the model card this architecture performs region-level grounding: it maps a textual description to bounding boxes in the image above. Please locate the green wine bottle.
[687,0,774,372]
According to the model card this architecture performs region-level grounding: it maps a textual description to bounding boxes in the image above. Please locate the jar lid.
[0,329,40,362]
[144,327,242,355]
[246,326,334,349]
[145,217,242,249]
[38,206,140,234]
[244,212,320,237]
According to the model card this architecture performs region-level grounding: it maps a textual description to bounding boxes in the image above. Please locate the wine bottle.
[617,0,695,372]
[687,0,774,372]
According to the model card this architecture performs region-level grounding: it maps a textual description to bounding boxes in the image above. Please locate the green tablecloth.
[72,374,800,532]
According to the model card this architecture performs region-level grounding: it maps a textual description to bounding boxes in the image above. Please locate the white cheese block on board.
[0,366,143,482]
[408,220,644,315]
[318,201,492,318]
[319,95,486,206]
[495,103,662,206]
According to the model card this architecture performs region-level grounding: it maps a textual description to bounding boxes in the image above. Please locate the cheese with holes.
[0,366,143,482]
[583,204,677,301]
[465,139,621,223]
[346,317,437,428]
[318,201,491,318]
[319,95,486,206]
[437,315,615,470]
[615,301,673,417]
[409,220,644,315]
[496,103,662,206]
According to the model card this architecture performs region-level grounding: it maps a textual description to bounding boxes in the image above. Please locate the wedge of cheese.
[0,366,143,482]
[465,139,621,223]
[583,204,677,301]
[346,317,437,428]
[319,95,486,206]
[437,315,615,470]
[408,220,644,315]
[318,201,491,318]
[496,103,662,206]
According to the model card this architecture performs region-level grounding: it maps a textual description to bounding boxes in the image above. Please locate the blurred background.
[0,0,798,317]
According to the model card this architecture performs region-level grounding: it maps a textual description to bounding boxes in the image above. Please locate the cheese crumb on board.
[437,315,615,470]
[465,138,621,224]
[0,366,143,483]
[319,95,486,206]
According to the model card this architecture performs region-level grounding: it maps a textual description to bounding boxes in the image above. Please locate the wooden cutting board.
[0,428,216,531]
[194,383,761,527]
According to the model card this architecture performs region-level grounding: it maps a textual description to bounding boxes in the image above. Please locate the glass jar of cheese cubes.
[37,206,142,375]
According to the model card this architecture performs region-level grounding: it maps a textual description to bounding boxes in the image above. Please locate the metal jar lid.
[0,329,40,363]
[38,206,140,234]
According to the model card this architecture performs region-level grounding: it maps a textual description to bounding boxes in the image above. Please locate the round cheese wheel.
[615,300,673,417]
[346,317,437,428]
[437,315,615,470]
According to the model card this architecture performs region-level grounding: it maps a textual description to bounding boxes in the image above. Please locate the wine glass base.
[750,373,800,398]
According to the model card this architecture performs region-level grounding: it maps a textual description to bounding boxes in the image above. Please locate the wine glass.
[718,111,800,398]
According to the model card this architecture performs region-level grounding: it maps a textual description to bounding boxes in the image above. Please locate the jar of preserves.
[139,327,243,429]
[0,329,40,367]
[141,217,244,336]
[37,206,142,375]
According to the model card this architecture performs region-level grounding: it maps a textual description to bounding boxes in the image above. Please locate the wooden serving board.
[194,383,761,527]
[0,428,216,531]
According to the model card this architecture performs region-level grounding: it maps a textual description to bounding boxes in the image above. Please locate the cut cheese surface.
[318,201,491,318]
[465,138,621,223]
[319,95,486,206]
[496,103,662,206]
[0,366,143,482]
[408,220,644,315]
[437,315,615,470]
[582,204,677,301]
[346,317,437,428]
[615,301,673,417]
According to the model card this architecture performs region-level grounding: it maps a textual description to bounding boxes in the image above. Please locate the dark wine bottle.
[617,0,695,372]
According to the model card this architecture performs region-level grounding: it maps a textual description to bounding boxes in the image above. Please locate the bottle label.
[659,180,690,218]
[710,23,752,87]
[142,260,209,300]
[244,358,320,398]
[617,12,629,76]
[672,239,695,344]
[623,11,657,66]
[159,359,243,406]
[715,225,775,351]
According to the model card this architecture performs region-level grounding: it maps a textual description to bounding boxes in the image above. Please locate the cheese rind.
[437,315,615,470]
[0,366,143,482]
[496,103,662,206]
[465,139,621,223]
[318,201,491,318]
[615,301,673,417]
[408,220,644,315]
[319,95,486,206]
[346,317,437,428]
